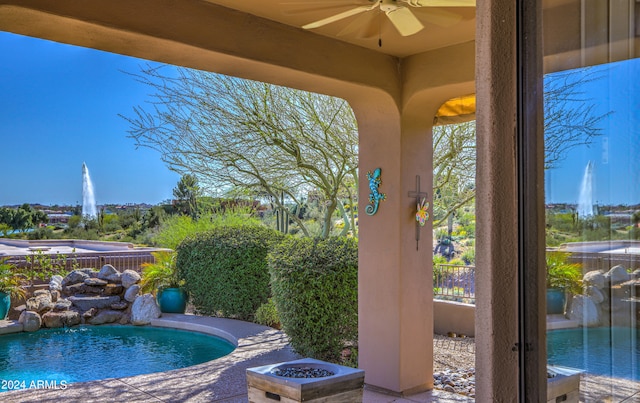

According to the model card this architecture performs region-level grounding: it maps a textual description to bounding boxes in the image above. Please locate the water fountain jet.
[82,162,97,219]
[577,161,594,218]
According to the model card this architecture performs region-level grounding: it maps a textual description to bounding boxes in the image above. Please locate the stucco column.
[475,0,520,400]
[357,102,433,394]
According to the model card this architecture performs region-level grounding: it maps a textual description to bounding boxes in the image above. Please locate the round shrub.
[254,298,281,329]
[176,225,283,321]
[268,236,358,363]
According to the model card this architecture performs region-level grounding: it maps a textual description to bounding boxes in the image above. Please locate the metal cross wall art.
[408,175,429,250]
[365,167,386,216]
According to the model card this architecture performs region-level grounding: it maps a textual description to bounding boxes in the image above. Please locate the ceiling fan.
[298,0,475,37]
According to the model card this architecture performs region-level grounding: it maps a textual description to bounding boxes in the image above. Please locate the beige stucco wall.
[434,300,475,338]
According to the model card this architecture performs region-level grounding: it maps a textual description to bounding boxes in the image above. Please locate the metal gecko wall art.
[365,167,386,216]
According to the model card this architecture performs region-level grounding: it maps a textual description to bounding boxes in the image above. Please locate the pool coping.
[0,313,300,402]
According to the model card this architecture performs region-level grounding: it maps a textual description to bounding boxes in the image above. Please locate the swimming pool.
[547,327,640,381]
[0,325,235,393]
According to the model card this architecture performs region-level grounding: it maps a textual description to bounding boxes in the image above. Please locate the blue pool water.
[0,325,235,393]
[547,327,640,381]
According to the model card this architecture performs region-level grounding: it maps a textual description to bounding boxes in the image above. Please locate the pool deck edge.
[1,313,300,402]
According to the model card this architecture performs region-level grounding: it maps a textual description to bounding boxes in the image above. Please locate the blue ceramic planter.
[157,287,187,313]
[0,291,10,320]
[546,288,566,315]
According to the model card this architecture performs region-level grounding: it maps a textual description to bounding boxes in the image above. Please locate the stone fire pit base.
[246,358,365,403]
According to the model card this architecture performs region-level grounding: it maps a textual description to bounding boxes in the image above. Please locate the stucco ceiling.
[205,0,476,58]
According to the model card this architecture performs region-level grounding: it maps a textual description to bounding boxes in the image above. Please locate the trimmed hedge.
[268,236,358,363]
[176,225,283,321]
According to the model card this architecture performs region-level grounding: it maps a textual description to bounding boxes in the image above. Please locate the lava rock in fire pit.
[272,366,335,378]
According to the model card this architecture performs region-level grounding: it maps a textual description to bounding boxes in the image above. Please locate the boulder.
[19,310,42,332]
[79,268,99,278]
[50,290,60,302]
[62,270,90,287]
[586,286,606,304]
[63,283,104,296]
[68,295,121,311]
[119,313,131,325]
[131,294,161,325]
[87,310,122,325]
[42,310,81,328]
[568,295,600,327]
[121,270,141,289]
[110,301,128,310]
[53,299,72,311]
[98,264,121,283]
[49,275,63,292]
[605,265,630,285]
[104,284,124,296]
[84,278,108,287]
[26,292,54,314]
[124,285,140,302]
[82,307,98,319]
[583,270,605,289]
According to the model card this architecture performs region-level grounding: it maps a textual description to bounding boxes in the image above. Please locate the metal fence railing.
[433,263,475,303]
[6,252,156,277]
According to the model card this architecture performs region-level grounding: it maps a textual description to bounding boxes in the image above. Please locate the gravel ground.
[433,333,475,372]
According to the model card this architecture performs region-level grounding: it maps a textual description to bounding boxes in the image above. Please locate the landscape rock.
[98,264,121,283]
[82,307,98,319]
[121,270,141,289]
[124,285,140,302]
[568,294,600,327]
[26,292,54,314]
[87,310,122,325]
[53,299,72,311]
[84,278,108,287]
[62,270,90,287]
[119,313,131,325]
[583,270,605,289]
[50,290,60,302]
[19,310,42,332]
[68,295,121,311]
[586,286,606,304]
[131,294,161,325]
[42,310,81,328]
[104,284,124,296]
[49,274,63,292]
[605,265,630,285]
[110,301,128,310]
[79,268,99,278]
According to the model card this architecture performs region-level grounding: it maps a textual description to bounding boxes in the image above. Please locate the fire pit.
[246,358,364,402]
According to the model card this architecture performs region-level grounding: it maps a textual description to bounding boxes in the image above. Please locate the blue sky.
[0,32,180,207]
[1,31,638,208]
[544,58,640,206]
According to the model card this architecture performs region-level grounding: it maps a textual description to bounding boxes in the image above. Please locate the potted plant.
[0,258,26,320]
[140,251,187,313]
[546,251,582,315]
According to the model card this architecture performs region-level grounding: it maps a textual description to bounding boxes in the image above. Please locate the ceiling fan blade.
[336,10,380,38]
[404,0,475,6]
[302,5,376,29]
[386,7,424,36]
[415,7,463,27]
[282,1,366,16]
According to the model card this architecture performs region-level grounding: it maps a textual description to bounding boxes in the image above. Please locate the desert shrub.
[176,225,283,321]
[254,298,280,329]
[268,237,358,363]
[154,210,260,250]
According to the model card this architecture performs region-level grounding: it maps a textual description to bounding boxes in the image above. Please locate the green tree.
[173,174,200,218]
[123,66,358,238]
